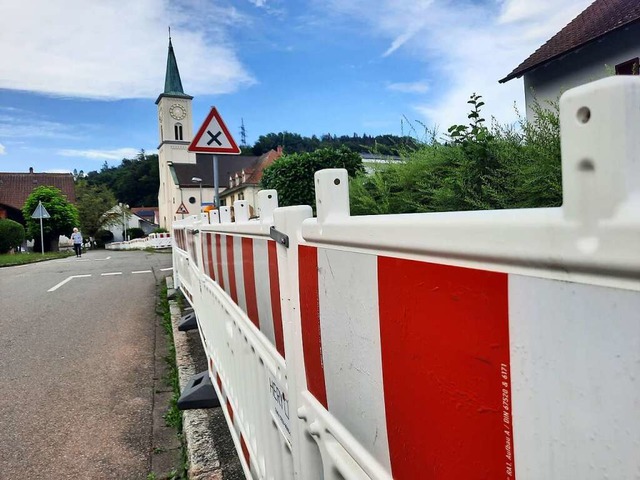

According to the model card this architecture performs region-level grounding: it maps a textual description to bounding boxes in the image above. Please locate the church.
[156,38,282,229]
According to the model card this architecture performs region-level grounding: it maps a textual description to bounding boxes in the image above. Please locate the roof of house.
[220,149,283,197]
[0,170,76,211]
[131,207,158,220]
[500,0,640,83]
[171,153,266,188]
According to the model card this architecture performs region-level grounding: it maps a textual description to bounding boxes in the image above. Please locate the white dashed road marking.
[48,274,92,292]
[132,270,152,274]
[101,272,122,276]
[160,267,172,271]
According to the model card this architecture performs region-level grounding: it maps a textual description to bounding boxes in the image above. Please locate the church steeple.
[156,34,193,103]
[164,37,185,95]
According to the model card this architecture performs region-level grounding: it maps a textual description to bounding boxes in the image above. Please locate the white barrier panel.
[172,77,640,480]
[105,232,172,250]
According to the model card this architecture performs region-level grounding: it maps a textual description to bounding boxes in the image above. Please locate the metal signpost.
[30,200,51,254]
[188,107,241,210]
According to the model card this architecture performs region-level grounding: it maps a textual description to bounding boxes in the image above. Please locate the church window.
[238,192,244,200]
[174,123,183,140]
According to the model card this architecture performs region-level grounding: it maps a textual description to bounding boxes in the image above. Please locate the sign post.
[188,107,241,210]
[30,201,51,254]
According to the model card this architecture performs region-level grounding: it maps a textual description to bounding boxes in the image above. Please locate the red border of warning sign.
[188,107,241,154]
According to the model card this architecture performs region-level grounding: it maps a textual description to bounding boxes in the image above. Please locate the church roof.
[171,154,262,188]
[0,169,76,211]
[500,0,640,83]
[156,38,193,103]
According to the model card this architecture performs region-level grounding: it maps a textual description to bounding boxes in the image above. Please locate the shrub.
[94,229,114,248]
[127,227,145,240]
[0,219,25,253]
[152,227,168,234]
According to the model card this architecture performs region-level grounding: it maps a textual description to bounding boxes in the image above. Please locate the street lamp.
[119,202,129,241]
[191,177,203,212]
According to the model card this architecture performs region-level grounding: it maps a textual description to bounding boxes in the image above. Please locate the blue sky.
[0,0,592,174]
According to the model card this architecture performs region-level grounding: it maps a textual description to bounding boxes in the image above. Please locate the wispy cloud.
[322,0,592,129]
[0,0,255,99]
[0,143,5,155]
[57,148,141,160]
[0,111,82,140]
[388,81,429,94]
[249,0,268,6]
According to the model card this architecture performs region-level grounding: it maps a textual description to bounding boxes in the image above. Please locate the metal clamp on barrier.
[270,226,289,248]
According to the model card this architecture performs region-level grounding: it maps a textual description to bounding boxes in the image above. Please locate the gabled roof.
[221,149,283,197]
[0,170,76,211]
[500,0,640,83]
[156,38,193,103]
[171,154,262,188]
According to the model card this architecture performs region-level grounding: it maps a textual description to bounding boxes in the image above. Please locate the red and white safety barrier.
[172,77,640,480]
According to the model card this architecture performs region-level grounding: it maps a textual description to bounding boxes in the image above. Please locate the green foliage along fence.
[349,96,561,215]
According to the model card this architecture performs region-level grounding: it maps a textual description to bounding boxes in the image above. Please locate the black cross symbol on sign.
[206,130,223,146]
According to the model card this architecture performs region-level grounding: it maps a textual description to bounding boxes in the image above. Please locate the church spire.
[156,33,192,103]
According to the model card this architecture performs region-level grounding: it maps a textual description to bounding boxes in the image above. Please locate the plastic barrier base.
[177,371,220,410]
[177,311,198,332]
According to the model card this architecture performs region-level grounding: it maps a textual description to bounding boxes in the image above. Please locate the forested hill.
[81,151,159,207]
[246,132,418,156]
[78,133,414,207]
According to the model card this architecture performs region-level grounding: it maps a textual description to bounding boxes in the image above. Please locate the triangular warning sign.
[188,107,241,154]
[31,202,51,219]
[176,202,189,214]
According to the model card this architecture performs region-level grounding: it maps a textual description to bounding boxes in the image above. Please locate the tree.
[0,219,25,253]
[260,147,364,208]
[75,181,117,240]
[22,186,79,252]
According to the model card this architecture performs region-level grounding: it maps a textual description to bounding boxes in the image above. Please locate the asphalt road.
[0,249,173,479]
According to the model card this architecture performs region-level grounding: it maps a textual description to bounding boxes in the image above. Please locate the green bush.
[0,219,26,253]
[94,229,114,248]
[152,227,168,234]
[127,227,145,240]
[350,95,561,215]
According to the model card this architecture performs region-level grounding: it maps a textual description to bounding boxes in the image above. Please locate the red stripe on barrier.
[201,233,209,277]
[227,401,234,424]
[298,245,327,408]
[227,235,238,303]
[378,257,513,480]
[268,240,285,358]
[216,234,225,290]
[240,435,251,470]
[206,233,215,281]
[242,238,260,328]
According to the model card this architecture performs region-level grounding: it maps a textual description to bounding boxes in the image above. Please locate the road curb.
[167,277,242,480]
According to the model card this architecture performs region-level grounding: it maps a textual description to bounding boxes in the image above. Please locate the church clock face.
[169,103,186,120]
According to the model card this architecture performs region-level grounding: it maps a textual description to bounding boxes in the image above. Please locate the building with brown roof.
[500,0,640,118]
[219,147,283,214]
[0,167,76,223]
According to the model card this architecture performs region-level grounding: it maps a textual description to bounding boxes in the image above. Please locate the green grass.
[156,283,189,480]
[0,251,74,267]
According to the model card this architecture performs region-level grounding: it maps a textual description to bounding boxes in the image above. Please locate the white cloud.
[0,143,5,155]
[322,0,592,129]
[57,148,141,160]
[388,81,429,94]
[0,0,255,99]
[249,0,268,6]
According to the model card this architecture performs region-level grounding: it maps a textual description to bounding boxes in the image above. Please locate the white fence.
[171,77,640,480]
[106,232,172,250]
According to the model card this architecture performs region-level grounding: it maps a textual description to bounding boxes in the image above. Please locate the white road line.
[94,256,111,261]
[160,267,173,271]
[132,270,152,274]
[48,274,92,292]
[101,272,122,276]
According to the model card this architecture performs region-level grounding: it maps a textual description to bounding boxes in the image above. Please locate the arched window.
[174,123,183,140]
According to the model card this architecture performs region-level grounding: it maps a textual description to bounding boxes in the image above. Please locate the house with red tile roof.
[219,147,283,215]
[500,0,640,118]
[0,167,76,224]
